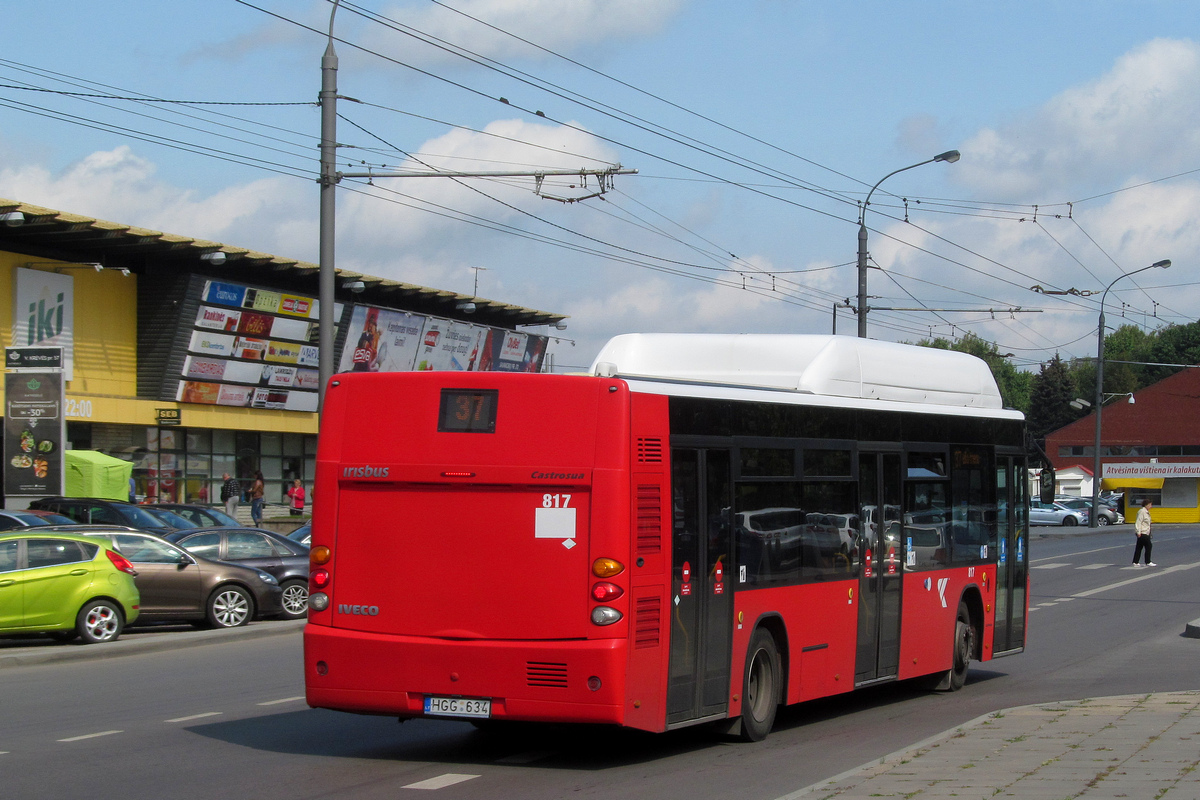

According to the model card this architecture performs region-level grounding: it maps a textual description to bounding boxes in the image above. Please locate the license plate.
[423,696,491,718]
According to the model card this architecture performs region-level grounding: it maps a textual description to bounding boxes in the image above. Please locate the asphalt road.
[3,525,1198,800]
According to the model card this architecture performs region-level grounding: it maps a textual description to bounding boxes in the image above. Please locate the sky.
[2,0,1199,372]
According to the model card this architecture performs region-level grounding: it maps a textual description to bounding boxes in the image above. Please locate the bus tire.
[739,628,780,742]
[920,601,974,692]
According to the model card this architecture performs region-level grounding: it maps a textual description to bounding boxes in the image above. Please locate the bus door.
[666,448,733,726]
[855,451,903,684]
[993,455,1028,654]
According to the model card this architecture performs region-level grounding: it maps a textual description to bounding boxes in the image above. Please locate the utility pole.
[316,0,635,410]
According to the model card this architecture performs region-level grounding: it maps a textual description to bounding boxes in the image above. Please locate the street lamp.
[856,150,960,338]
[1091,259,1171,526]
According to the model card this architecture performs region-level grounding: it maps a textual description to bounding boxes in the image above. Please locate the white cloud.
[0,146,311,255]
[957,38,1200,200]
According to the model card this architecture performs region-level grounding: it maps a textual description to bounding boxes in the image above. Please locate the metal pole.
[855,151,959,339]
[1091,259,1171,527]
[317,3,340,411]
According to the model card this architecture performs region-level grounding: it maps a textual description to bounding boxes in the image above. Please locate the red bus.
[304,334,1028,741]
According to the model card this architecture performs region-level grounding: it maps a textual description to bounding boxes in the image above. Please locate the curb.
[0,619,305,669]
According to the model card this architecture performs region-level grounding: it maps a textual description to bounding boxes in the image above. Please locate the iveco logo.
[343,465,390,478]
[338,604,380,616]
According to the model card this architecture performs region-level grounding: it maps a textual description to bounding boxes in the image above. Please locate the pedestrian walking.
[1132,498,1156,566]
[220,472,241,520]
[287,478,306,517]
[250,470,265,527]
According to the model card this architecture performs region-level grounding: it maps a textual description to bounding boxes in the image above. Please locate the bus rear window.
[438,389,499,433]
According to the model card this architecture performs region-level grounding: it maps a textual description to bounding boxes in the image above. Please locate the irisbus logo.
[343,464,390,478]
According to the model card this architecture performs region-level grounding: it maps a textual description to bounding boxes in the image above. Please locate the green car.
[0,531,140,643]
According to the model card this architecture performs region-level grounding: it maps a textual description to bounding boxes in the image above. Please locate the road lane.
[2,526,1197,800]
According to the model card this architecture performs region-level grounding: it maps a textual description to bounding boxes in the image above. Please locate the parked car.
[62,527,284,627]
[165,527,308,619]
[286,521,311,547]
[151,503,241,528]
[0,531,140,643]
[1029,500,1089,526]
[141,506,201,529]
[0,509,78,530]
[29,497,176,536]
[1057,498,1124,526]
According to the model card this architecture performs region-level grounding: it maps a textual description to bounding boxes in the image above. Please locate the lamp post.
[856,150,960,338]
[1091,259,1171,526]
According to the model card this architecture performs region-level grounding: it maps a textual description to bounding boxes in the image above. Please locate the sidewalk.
[785,692,1200,799]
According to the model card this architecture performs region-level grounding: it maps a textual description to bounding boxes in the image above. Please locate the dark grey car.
[166,527,308,619]
[47,527,285,627]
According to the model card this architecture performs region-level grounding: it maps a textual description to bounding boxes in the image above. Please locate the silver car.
[1029,500,1089,526]
[1057,498,1123,526]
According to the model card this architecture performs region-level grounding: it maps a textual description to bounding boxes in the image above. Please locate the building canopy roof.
[0,198,566,329]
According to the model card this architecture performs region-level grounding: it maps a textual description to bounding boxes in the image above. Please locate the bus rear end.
[305,371,671,731]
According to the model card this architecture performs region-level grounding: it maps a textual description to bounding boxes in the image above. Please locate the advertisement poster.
[4,369,64,497]
[415,320,486,371]
[12,268,74,381]
[338,305,428,373]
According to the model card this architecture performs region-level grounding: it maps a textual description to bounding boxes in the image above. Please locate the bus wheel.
[946,602,974,691]
[740,628,780,742]
[920,601,974,692]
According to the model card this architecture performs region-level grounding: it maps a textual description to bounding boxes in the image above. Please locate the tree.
[1027,354,1083,444]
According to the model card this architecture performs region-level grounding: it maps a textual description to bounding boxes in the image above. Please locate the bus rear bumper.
[304,624,629,726]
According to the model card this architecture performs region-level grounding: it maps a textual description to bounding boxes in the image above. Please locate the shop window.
[283,434,304,457]
[261,433,282,456]
[186,429,211,452]
[304,436,319,456]
[1128,489,1162,508]
[213,430,236,454]
[212,454,236,476]
[1161,479,1194,508]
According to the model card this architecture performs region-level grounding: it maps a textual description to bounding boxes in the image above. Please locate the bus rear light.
[591,581,624,602]
[587,676,602,692]
[441,471,476,477]
[310,592,330,611]
[311,569,330,589]
[591,606,622,626]
[592,558,624,578]
[311,546,331,565]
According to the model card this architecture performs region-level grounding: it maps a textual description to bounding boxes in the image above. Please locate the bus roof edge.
[588,334,1004,410]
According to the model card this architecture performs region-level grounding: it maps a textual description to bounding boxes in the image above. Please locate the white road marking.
[1077,564,1110,570]
[1030,542,1127,563]
[1056,597,1075,602]
[257,696,305,706]
[496,750,553,764]
[1031,563,1070,569]
[58,730,122,742]
[403,774,481,790]
[1071,562,1200,599]
[166,712,223,723]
